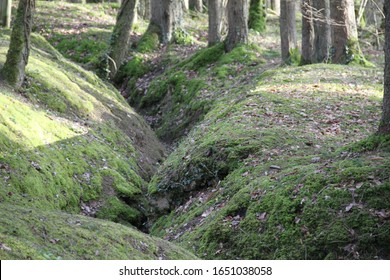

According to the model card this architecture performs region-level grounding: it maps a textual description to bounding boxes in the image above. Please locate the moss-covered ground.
[0,28,197,259]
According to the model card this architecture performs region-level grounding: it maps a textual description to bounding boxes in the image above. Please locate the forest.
[0,0,389,260]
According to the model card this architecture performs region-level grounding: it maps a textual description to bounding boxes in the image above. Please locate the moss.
[248,0,266,32]
[0,204,197,260]
[137,24,160,53]
[173,28,194,45]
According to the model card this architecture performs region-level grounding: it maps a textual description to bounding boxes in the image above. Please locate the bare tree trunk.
[280,0,297,62]
[1,0,34,87]
[378,0,390,134]
[189,0,202,12]
[138,0,151,19]
[0,0,11,28]
[301,0,314,64]
[150,0,183,44]
[312,0,331,62]
[225,0,249,52]
[208,0,226,46]
[108,0,138,79]
[330,0,359,64]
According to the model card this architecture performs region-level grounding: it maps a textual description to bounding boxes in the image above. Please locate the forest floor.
[0,2,388,260]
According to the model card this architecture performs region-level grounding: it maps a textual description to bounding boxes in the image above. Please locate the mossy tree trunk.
[208,0,226,46]
[330,0,361,64]
[108,0,138,79]
[0,0,12,28]
[1,0,34,87]
[301,0,314,65]
[280,0,297,62]
[149,0,183,44]
[312,0,331,62]
[225,0,249,52]
[248,0,266,32]
[378,0,390,134]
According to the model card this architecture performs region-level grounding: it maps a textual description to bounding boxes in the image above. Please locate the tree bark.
[330,0,359,64]
[225,0,249,52]
[138,0,150,19]
[301,0,314,64]
[280,0,297,62]
[312,0,331,62]
[189,0,202,12]
[208,0,226,46]
[0,0,11,28]
[1,0,34,87]
[108,0,138,79]
[378,0,390,134]
[149,0,183,44]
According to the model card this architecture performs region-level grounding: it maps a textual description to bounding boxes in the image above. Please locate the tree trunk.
[248,0,266,32]
[271,0,280,15]
[330,0,359,64]
[312,0,331,62]
[1,0,34,87]
[208,0,226,46]
[280,0,297,62]
[301,0,314,64]
[138,0,151,19]
[108,0,138,79]
[378,0,390,134]
[0,0,11,28]
[225,0,249,52]
[189,0,202,12]
[150,0,183,44]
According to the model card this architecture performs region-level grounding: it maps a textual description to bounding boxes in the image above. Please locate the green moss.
[248,0,266,32]
[137,24,160,53]
[173,28,194,45]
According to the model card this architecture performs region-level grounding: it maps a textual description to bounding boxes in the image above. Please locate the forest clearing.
[0,0,389,261]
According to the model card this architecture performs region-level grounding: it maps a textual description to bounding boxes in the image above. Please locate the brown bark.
[330,0,359,64]
[1,0,34,87]
[280,0,297,62]
[301,0,314,64]
[225,0,249,52]
[378,0,390,134]
[312,0,331,62]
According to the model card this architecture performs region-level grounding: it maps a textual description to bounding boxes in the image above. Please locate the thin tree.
[0,0,34,87]
[312,0,331,62]
[378,0,390,134]
[280,0,297,62]
[225,0,249,52]
[0,0,12,28]
[208,0,226,46]
[301,0,314,64]
[108,0,138,79]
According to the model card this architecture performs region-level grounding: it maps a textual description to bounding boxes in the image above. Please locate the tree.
[0,0,11,28]
[108,0,138,79]
[270,0,280,15]
[189,0,203,12]
[378,0,390,134]
[312,0,331,62]
[149,0,183,44]
[330,0,360,64]
[248,0,266,32]
[225,0,249,52]
[280,0,297,62]
[0,0,34,87]
[138,0,151,19]
[301,0,314,64]
[208,0,226,46]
